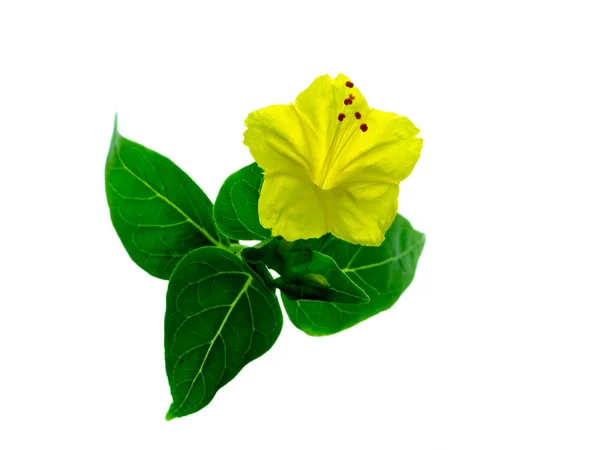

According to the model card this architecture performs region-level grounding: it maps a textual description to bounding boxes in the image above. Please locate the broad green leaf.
[165,247,282,419]
[214,163,270,240]
[105,117,228,279]
[282,214,425,336]
[276,248,369,305]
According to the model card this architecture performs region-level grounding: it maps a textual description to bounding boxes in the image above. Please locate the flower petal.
[325,109,422,189]
[258,173,329,241]
[244,104,314,180]
[329,182,399,246]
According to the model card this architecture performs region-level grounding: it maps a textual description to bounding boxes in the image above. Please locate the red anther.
[354,112,362,119]
[344,98,350,105]
[338,113,346,121]
[360,123,368,132]
[345,81,354,88]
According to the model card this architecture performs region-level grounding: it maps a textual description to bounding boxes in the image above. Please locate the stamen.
[318,81,369,187]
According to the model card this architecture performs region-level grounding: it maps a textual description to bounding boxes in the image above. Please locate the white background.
[1,0,599,448]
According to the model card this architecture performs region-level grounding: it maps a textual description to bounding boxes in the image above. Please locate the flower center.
[315,80,369,189]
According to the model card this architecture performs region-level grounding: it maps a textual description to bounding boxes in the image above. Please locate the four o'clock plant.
[105,74,426,420]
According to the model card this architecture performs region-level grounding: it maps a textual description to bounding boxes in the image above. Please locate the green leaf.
[282,214,425,336]
[164,247,283,420]
[105,117,228,279]
[214,163,270,240]
[276,248,369,305]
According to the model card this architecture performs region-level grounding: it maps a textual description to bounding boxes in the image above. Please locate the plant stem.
[228,243,247,254]
[253,236,275,249]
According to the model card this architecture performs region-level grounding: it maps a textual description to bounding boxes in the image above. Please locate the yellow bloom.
[243,74,422,246]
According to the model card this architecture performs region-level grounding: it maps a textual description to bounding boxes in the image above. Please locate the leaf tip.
[109,113,121,157]
[165,408,176,421]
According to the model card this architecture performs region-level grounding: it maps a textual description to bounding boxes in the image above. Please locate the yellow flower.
[243,74,422,246]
